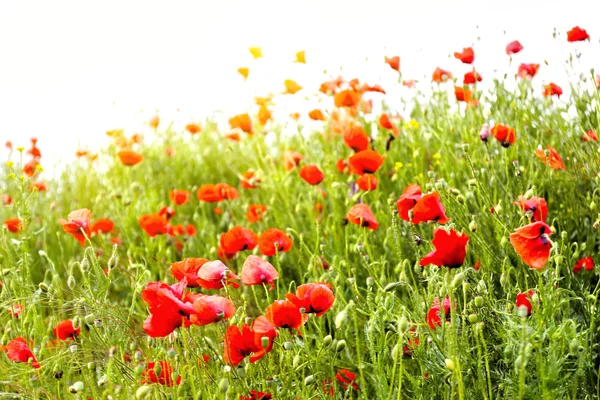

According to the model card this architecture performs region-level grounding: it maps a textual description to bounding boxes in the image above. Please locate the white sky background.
[0,0,598,174]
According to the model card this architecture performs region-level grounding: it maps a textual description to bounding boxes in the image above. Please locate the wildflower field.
[1,27,600,400]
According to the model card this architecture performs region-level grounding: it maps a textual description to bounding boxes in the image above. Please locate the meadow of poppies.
[1,26,600,399]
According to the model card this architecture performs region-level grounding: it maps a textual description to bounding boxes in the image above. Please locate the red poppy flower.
[567,26,589,42]
[285,282,335,317]
[190,294,236,326]
[515,291,535,316]
[345,203,379,230]
[117,150,144,166]
[396,183,422,221]
[299,164,325,185]
[59,208,92,246]
[582,130,598,142]
[91,218,114,235]
[506,40,523,55]
[454,47,474,64]
[139,213,168,237]
[216,183,239,201]
[411,192,449,225]
[308,109,326,121]
[8,303,23,318]
[185,123,201,134]
[142,361,181,386]
[5,337,40,368]
[170,189,190,206]
[229,113,253,134]
[197,184,222,203]
[349,150,385,175]
[247,204,267,223]
[463,70,482,85]
[224,317,276,366]
[141,279,195,337]
[432,67,452,83]
[356,174,378,191]
[336,369,359,391]
[266,299,307,331]
[198,260,240,289]
[535,146,566,170]
[427,296,451,329]
[186,223,196,236]
[240,255,279,289]
[2,194,12,205]
[158,206,176,220]
[219,226,258,257]
[54,320,81,341]
[241,171,260,189]
[385,56,400,72]
[336,159,349,174]
[454,86,473,102]
[240,391,273,400]
[4,217,23,233]
[509,221,553,270]
[334,89,362,108]
[30,181,47,192]
[379,114,399,136]
[518,63,540,79]
[343,125,370,152]
[574,256,594,274]
[419,229,469,268]
[543,83,563,97]
[514,196,548,222]
[171,258,209,287]
[282,150,304,171]
[258,228,293,256]
[491,124,516,147]
[403,79,416,88]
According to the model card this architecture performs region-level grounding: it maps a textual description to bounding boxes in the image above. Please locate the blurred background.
[0,0,598,172]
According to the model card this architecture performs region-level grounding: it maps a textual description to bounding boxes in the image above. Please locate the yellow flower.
[433,153,441,159]
[6,161,14,167]
[394,162,403,171]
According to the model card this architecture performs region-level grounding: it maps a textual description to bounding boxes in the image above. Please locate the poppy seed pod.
[304,375,315,386]
[474,296,484,307]
[218,378,229,393]
[136,385,153,399]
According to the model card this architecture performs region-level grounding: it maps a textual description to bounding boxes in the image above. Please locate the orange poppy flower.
[567,26,589,42]
[186,223,197,236]
[295,50,306,63]
[432,67,452,83]
[403,80,416,88]
[454,86,473,102]
[237,67,249,79]
[30,181,47,192]
[229,113,253,135]
[249,46,263,59]
[518,63,540,79]
[308,109,325,121]
[197,184,222,203]
[345,203,379,230]
[453,47,474,64]
[149,115,160,130]
[349,150,385,175]
[247,204,267,223]
[535,146,566,170]
[59,209,92,246]
[343,125,370,152]
[219,226,258,257]
[4,218,23,233]
[284,79,302,95]
[170,189,190,206]
[91,218,114,235]
[396,183,422,221]
[117,150,144,166]
[185,123,202,134]
[491,124,516,147]
[582,130,598,142]
[22,159,39,177]
[542,83,562,97]
[463,70,482,85]
[509,221,553,270]
[379,114,399,135]
[334,89,362,108]
[258,105,272,125]
[285,282,334,317]
[224,132,241,142]
[171,258,209,287]
[139,214,168,237]
[356,174,378,191]
[420,229,469,268]
[216,183,239,200]
[336,159,349,174]
[299,164,325,185]
[282,149,303,171]
[241,171,260,189]
[258,228,293,256]
[385,56,400,72]
[266,299,307,332]
[224,317,276,366]
[411,192,450,225]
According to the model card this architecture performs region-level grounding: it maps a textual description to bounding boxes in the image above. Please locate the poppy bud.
[304,375,315,386]
[366,276,374,288]
[468,179,477,186]
[355,243,364,253]
[451,272,464,289]
[218,378,229,393]
[560,231,568,241]
[38,282,49,292]
[70,344,78,353]
[293,354,301,367]
[236,366,246,378]
[167,348,177,358]
[134,350,143,361]
[469,220,477,232]
[468,314,478,323]
[336,340,347,352]
[80,258,90,272]
[477,280,487,292]
[335,309,348,330]
[517,305,529,318]
[500,236,508,247]
[474,296,484,307]
[282,341,293,351]
[261,336,270,349]
[435,180,447,190]
[569,339,580,355]
[98,374,109,386]
[500,273,507,286]
[462,282,470,293]
[445,358,455,370]
[87,361,96,370]
[72,381,84,393]
[67,275,76,289]
[461,143,469,153]
[398,316,409,332]
[136,385,153,399]
[362,254,370,263]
